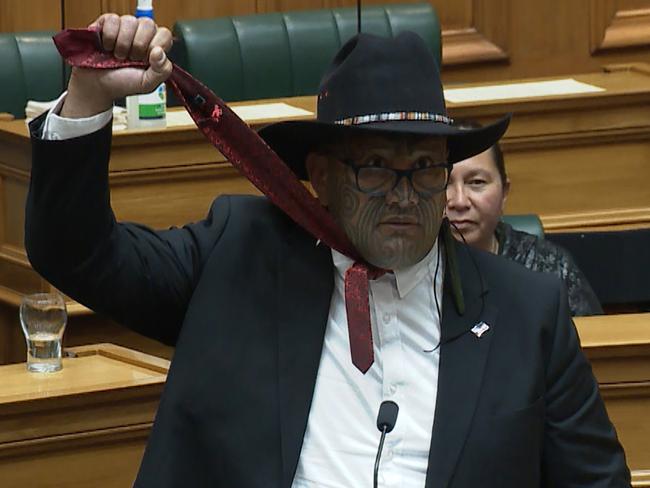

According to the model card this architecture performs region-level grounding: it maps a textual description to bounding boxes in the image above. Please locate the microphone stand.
[373,425,388,488]
[357,0,362,33]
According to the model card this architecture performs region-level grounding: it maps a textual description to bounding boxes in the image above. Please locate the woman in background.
[446,123,603,316]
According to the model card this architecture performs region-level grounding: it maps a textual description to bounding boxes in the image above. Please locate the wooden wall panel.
[2,0,650,94]
[441,0,650,83]
[101,0,258,27]
[0,0,62,32]
[433,0,509,67]
[101,0,132,16]
[60,0,259,30]
[256,0,439,14]
[590,0,650,53]
[152,0,257,24]
[63,0,102,29]
[256,0,326,13]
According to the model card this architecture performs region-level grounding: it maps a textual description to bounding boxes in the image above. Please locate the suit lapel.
[277,225,333,488]
[425,238,499,488]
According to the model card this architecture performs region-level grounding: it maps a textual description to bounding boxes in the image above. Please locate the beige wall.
[1,0,650,84]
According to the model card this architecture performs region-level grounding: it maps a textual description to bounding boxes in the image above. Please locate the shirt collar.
[331,238,440,299]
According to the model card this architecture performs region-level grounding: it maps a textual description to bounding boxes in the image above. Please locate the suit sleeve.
[25,113,230,345]
[542,281,630,487]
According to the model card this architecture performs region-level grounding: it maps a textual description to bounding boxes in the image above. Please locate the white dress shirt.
[293,243,443,488]
[40,93,113,141]
[42,98,445,487]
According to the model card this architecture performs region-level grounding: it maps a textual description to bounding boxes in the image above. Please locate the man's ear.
[306,152,331,206]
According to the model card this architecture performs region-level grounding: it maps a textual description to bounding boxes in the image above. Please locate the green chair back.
[172,3,441,102]
[0,31,66,118]
[502,214,545,239]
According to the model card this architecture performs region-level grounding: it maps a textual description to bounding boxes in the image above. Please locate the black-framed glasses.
[336,158,451,197]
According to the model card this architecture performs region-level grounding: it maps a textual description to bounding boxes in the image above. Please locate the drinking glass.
[19,293,67,372]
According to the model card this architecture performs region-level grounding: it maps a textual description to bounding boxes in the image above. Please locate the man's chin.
[377,222,422,237]
[365,238,430,270]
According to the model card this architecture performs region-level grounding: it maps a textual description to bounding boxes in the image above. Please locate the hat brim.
[258,114,512,180]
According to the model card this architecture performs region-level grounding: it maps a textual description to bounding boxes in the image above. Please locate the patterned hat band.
[334,111,454,126]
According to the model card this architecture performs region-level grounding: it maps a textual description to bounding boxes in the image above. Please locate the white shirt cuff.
[41,92,113,140]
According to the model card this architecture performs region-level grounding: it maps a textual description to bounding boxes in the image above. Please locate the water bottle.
[126,0,167,130]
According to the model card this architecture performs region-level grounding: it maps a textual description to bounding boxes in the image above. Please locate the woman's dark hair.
[454,120,507,186]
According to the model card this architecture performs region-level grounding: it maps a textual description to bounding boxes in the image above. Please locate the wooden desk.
[0,323,647,486]
[575,313,650,487]
[0,343,169,488]
[1,64,650,364]
[448,63,650,234]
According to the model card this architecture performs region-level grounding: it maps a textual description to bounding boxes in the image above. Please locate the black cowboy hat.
[258,31,510,180]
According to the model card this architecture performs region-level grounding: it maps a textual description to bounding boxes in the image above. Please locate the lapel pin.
[471,321,490,338]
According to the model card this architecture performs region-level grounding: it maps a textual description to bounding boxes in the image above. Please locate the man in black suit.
[25,14,629,487]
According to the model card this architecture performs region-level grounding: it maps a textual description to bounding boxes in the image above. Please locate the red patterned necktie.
[53,28,383,373]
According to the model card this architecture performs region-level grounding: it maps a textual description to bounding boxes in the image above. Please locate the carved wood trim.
[441,0,510,67]
[0,244,29,268]
[0,175,5,247]
[442,28,508,65]
[542,207,650,233]
[591,0,650,53]
[0,423,153,458]
[631,470,650,487]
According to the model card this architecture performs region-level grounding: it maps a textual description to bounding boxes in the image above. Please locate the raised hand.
[61,14,173,118]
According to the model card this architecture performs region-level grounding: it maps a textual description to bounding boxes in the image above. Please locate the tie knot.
[346,261,387,281]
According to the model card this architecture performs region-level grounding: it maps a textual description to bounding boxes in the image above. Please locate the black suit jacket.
[26,119,630,487]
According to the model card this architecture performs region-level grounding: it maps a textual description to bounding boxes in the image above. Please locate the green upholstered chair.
[502,214,545,239]
[171,3,441,103]
[0,31,67,119]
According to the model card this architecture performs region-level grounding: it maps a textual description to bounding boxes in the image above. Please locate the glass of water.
[19,293,67,372]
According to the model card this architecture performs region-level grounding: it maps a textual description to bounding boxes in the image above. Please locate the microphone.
[374,400,399,488]
[357,0,362,33]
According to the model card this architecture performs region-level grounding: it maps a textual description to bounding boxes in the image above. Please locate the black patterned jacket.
[496,222,603,316]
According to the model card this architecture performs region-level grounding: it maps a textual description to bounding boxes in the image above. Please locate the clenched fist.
[61,14,173,118]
